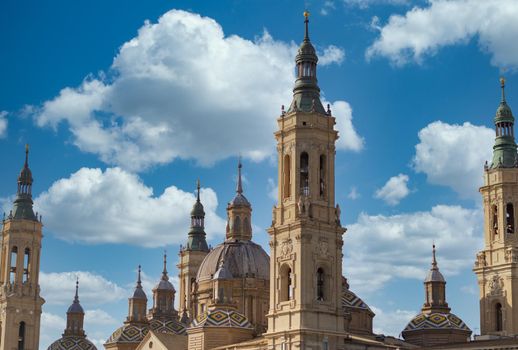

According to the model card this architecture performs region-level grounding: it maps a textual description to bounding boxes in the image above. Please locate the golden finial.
[500,76,507,102]
[303,10,310,18]
[501,76,506,88]
[25,144,29,153]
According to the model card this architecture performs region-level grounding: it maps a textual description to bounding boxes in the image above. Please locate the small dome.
[105,324,148,344]
[47,337,97,350]
[425,268,445,283]
[192,308,253,329]
[18,166,33,185]
[496,101,514,120]
[342,285,373,314]
[230,193,250,207]
[149,319,186,335]
[67,301,84,314]
[154,278,175,292]
[191,200,205,216]
[197,240,269,282]
[132,286,147,300]
[403,312,471,333]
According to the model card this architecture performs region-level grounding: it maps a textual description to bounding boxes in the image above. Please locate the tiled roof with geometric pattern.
[342,287,373,314]
[191,309,253,329]
[403,312,471,332]
[47,337,97,350]
[105,319,186,345]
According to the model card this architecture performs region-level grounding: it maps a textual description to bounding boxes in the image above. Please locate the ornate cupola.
[422,245,449,313]
[288,11,325,114]
[226,159,253,241]
[490,77,517,168]
[186,180,209,252]
[64,279,86,337]
[402,245,471,347]
[12,144,37,221]
[127,265,148,324]
[149,253,177,319]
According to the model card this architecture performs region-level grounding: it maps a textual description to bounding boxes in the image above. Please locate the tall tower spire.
[422,245,449,313]
[126,265,148,324]
[1,145,45,350]
[266,13,345,349]
[476,77,518,336]
[490,77,517,168]
[150,252,177,319]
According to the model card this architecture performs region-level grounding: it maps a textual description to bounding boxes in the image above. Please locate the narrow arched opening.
[10,246,18,284]
[280,264,293,302]
[506,203,514,233]
[283,154,291,199]
[492,205,499,236]
[23,248,30,283]
[300,152,309,196]
[18,322,25,350]
[317,268,325,301]
[496,303,503,331]
[319,154,326,198]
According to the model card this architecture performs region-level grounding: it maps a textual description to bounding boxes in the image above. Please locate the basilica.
[2,13,518,350]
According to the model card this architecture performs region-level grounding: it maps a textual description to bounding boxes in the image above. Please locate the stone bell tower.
[0,145,45,350]
[266,12,346,350]
[474,78,518,336]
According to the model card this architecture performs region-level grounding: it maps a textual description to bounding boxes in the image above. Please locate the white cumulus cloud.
[34,10,361,171]
[319,45,345,65]
[345,0,410,8]
[34,167,226,247]
[40,271,126,305]
[413,121,493,199]
[0,111,7,138]
[375,173,410,205]
[325,100,365,151]
[366,0,518,69]
[347,186,360,200]
[344,205,482,295]
[370,306,417,337]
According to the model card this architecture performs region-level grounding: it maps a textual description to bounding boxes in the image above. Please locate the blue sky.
[1,0,516,347]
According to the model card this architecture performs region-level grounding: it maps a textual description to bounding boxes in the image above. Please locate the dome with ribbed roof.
[196,240,269,282]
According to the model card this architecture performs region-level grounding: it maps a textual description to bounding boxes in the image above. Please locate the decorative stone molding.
[489,275,504,296]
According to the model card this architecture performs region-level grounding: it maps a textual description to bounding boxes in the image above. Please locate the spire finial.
[74,277,79,302]
[137,265,142,286]
[501,76,506,102]
[236,156,243,194]
[303,11,310,41]
[432,244,438,269]
[24,144,29,167]
[162,250,169,280]
[196,179,201,202]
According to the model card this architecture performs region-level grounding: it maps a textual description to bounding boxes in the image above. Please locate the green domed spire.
[287,11,325,114]
[11,144,38,221]
[185,180,209,252]
[490,77,517,169]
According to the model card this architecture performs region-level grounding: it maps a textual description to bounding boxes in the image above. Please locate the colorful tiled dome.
[342,288,373,312]
[192,309,253,329]
[403,312,470,332]
[105,324,148,344]
[47,337,97,350]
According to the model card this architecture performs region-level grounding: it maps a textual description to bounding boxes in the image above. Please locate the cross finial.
[236,156,243,194]
[162,250,169,281]
[303,11,310,41]
[74,277,80,302]
[137,265,142,286]
[196,179,201,202]
[432,244,438,269]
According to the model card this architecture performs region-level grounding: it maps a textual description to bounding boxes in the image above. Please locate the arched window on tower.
[280,265,292,302]
[492,205,499,236]
[496,303,503,331]
[10,247,17,284]
[283,154,291,199]
[319,155,326,198]
[317,268,325,301]
[506,203,514,233]
[23,248,30,283]
[18,322,25,350]
[300,152,309,196]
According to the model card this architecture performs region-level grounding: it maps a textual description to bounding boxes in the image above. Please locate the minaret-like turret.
[422,244,450,313]
[1,145,45,350]
[178,180,211,320]
[491,77,517,168]
[126,265,148,324]
[149,252,177,319]
[64,279,86,337]
[226,159,253,241]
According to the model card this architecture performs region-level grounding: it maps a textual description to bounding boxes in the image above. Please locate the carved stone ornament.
[505,247,518,263]
[281,240,293,258]
[489,275,504,296]
[318,240,329,257]
[475,251,487,267]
